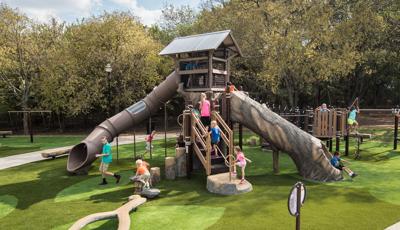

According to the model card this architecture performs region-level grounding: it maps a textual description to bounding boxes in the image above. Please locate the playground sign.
[288,182,307,230]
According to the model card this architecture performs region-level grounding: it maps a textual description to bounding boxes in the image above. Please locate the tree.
[0,4,52,134]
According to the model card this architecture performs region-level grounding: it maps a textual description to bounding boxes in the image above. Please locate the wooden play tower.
[160,30,242,178]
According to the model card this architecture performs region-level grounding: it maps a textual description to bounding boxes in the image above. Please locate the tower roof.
[159,30,242,56]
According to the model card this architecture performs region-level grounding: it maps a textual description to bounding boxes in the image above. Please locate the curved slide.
[230,91,342,181]
[67,71,180,172]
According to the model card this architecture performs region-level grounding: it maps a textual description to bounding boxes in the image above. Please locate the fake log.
[150,167,161,185]
[165,157,176,180]
[69,195,146,230]
[175,147,186,177]
[230,91,342,181]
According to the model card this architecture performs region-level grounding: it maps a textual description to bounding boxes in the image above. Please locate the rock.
[206,172,252,195]
[165,157,176,180]
[141,188,160,199]
[175,147,186,177]
[150,167,160,185]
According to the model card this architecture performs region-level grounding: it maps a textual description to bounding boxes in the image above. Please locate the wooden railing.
[212,111,234,181]
[191,112,212,175]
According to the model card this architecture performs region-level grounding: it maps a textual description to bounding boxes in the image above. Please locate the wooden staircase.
[186,110,234,178]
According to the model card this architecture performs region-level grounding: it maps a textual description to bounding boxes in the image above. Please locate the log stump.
[150,167,160,185]
[175,147,186,177]
[165,157,176,180]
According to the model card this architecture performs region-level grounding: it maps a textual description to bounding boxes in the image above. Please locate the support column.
[335,135,340,152]
[394,115,398,150]
[328,138,333,152]
[239,123,243,150]
[345,135,349,156]
[272,148,280,174]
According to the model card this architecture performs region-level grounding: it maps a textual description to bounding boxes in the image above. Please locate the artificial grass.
[0,195,18,219]
[0,128,399,229]
[0,135,85,157]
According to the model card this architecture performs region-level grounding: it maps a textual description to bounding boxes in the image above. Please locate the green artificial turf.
[0,128,399,229]
[0,135,85,157]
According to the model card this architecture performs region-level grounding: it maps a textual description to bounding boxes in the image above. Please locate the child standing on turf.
[348,106,360,133]
[233,146,252,184]
[330,151,357,178]
[96,136,121,185]
[134,159,151,189]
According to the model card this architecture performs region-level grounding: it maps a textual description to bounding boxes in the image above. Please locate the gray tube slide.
[230,91,342,181]
[67,71,179,173]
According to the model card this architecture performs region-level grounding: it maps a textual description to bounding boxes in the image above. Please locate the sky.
[0,0,202,25]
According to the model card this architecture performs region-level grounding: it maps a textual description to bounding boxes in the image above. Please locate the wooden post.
[304,111,309,133]
[116,135,119,163]
[239,123,243,150]
[209,51,213,88]
[328,138,333,152]
[345,135,349,156]
[335,135,340,152]
[164,102,167,157]
[149,117,152,159]
[272,148,280,174]
[133,128,137,159]
[394,115,398,150]
[28,112,33,143]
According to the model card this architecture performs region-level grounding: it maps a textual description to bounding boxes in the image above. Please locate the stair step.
[211,164,229,174]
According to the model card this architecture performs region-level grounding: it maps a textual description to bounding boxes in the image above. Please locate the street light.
[105,63,112,117]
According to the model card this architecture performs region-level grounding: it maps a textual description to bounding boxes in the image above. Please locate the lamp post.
[105,63,112,117]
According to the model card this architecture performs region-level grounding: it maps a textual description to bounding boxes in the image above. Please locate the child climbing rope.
[330,151,358,178]
[348,98,360,133]
[133,159,151,189]
[232,146,252,184]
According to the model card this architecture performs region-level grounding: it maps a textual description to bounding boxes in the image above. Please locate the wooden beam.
[212,69,228,75]
[178,69,208,75]
[212,57,227,63]
[209,51,213,88]
[178,56,208,62]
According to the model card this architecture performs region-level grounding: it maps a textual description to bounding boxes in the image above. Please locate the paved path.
[0,132,178,170]
[386,222,400,230]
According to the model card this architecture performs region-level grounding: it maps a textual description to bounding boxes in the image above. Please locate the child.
[318,103,330,112]
[199,93,211,128]
[208,120,221,154]
[348,106,360,133]
[233,146,252,184]
[145,130,156,155]
[330,151,358,178]
[134,159,151,189]
[96,136,121,185]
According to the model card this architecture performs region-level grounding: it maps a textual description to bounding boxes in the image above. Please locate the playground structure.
[67,30,342,184]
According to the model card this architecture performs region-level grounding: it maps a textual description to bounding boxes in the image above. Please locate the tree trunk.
[230,91,342,181]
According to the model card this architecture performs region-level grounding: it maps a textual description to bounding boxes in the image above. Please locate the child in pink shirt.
[233,146,252,184]
[199,93,211,128]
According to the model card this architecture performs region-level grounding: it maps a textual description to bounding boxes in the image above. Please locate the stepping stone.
[141,188,160,199]
[206,172,252,195]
